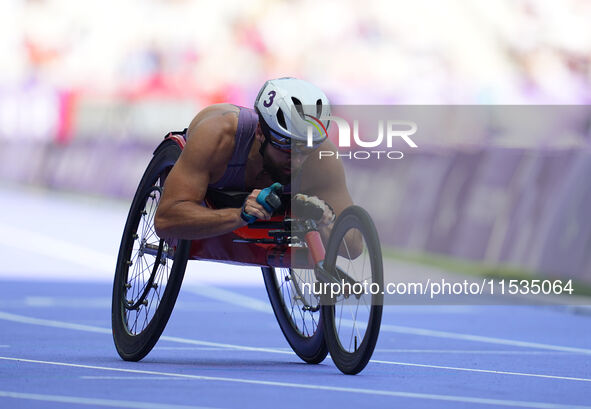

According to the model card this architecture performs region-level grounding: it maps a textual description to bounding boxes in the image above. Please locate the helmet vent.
[291,97,305,119]
[276,108,287,130]
[316,99,322,117]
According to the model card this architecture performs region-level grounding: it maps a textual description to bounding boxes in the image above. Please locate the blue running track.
[0,185,590,409]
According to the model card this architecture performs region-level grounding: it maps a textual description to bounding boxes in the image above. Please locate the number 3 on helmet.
[254,77,331,149]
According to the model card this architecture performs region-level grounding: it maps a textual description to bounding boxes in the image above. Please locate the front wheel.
[262,267,327,364]
[321,206,383,375]
[112,142,190,361]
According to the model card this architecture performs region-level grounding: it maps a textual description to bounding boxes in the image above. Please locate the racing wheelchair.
[111,132,383,374]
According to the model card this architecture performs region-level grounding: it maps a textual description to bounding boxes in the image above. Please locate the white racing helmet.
[254,77,331,149]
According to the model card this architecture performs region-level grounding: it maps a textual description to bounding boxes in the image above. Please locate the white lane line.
[80,376,191,380]
[379,323,591,355]
[0,298,210,310]
[23,297,111,308]
[154,347,237,351]
[186,285,591,355]
[374,349,573,355]
[158,335,289,355]
[183,285,272,313]
[0,311,111,334]
[1,310,590,383]
[371,360,591,383]
[0,223,114,273]
[0,311,290,355]
[0,390,218,409]
[1,357,590,409]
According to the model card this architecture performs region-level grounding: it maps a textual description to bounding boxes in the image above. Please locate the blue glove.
[256,182,283,212]
[241,183,283,224]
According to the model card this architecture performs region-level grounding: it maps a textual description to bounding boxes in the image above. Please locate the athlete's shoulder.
[179,104,241,172]
[198,103,241,117]
[188,103,240,137]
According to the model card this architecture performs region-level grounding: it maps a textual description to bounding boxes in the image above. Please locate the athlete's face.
[263,143,311,186]
[256,125,309,185]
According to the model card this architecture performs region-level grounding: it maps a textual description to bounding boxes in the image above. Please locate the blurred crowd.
[2,0,590,105]
[2,0,589,278]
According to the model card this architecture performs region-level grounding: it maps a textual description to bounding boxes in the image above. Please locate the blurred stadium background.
[1,0,591,285]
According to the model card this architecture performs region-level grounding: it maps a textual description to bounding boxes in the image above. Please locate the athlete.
[154,77,355,250]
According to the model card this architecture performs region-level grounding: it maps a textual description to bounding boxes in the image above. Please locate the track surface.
[1,185,590,409]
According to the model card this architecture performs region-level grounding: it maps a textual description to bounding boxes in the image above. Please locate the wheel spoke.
[274,268,319,339]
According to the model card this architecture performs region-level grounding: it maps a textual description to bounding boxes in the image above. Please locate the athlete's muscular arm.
[154,110,263,241]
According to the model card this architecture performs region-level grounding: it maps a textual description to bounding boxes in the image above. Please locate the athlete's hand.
[241,189,272,223]
[292,194,336,226]
[241,183,283,224]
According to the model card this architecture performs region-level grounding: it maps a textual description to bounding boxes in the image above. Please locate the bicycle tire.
[112,142,190,361]
[321,206,383,374]
[262,267,328,364]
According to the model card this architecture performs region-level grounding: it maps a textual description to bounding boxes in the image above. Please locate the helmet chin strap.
[257,114,272,158]
[259,135,269,158]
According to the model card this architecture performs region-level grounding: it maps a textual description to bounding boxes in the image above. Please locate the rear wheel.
[112,142,190,361]
[262,267,327,364]
[321,206,383,375]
